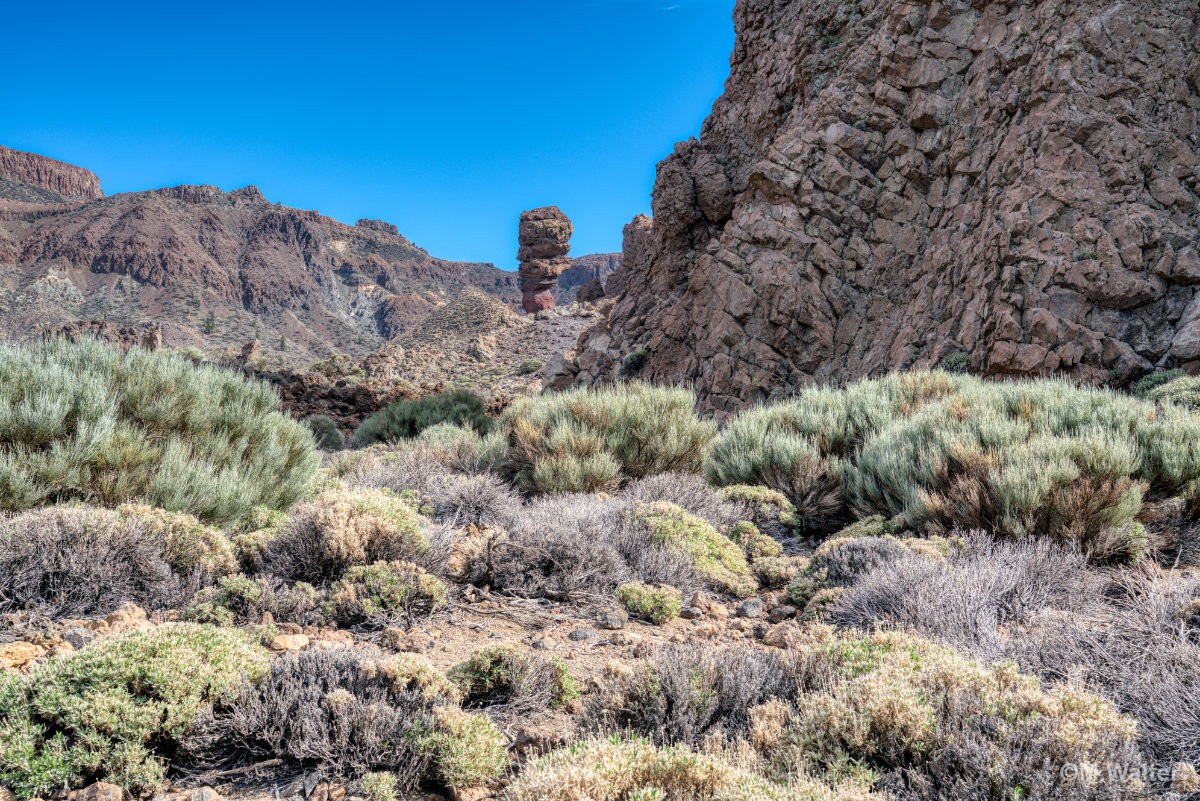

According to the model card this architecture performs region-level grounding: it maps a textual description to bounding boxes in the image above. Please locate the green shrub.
[709,371,1200,560]
[1134,369,1185,398]
[506,737,874,801]
[1147,375,1200,408]
[117,503,238,577]
[501,385,716,494]
[360,771,398,801]
[304,414,345,450]
[182,574,322,626]
[413,707,507,790]
[0,624,267,798]
[633,502,756,597]
[262,487,431,584]
[352,390,492,447]
[617,582,682,625]
[516,359,543,375]
[0,337,317,525]
[728,521,783,560]
[449,644,578,713]
[323,561,448,628]
[718,485,800,532]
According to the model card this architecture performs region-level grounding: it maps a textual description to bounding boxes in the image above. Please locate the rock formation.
[565,0,1200,413]
[0,147,518,365]
[0,145,102,201]
[555,252,622,305]
[50,321,162,351]
[518,207,573,312]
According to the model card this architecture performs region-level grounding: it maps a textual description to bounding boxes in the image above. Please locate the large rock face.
[569,0,1200,413]
[518,207,573,312]
[0,145,102,201]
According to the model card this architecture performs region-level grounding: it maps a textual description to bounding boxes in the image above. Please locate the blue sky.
[3,0,736,267]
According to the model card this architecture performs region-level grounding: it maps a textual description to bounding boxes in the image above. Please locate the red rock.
[518,207,573,313]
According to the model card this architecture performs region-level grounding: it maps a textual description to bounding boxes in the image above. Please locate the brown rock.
[0,786,16,801]
[518,207,574,313]
[762,623,802,649]
[70,783,122,801]
[0,642,45,670]
[567,0,1200,410]
[104,603,149,632]
[269,633,310,652]
[0,145,102,200]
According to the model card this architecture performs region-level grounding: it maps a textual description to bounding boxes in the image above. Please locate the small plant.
[516,359,543,375]
[352,390,492,446]
[728,521,783,560]
[0,625,268,798]
[183,574,322,626]
[621,348,649,377]
[449,644,579,714]
[323,560,448,628]
[617,582,682,625]
[633,502,756,597]
[305,414,345,450]
[360,772,398,801]
[1132,369,1184,397]
[413,707,508,790]
[1146,375,1200,409]
[202,311,217,335]
[937,350,973,374]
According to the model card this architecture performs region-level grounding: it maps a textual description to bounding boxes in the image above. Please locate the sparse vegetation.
[323,560,448,628]
[0,337,318,524]
[305,414,345,450]
[352,390,492,446]
[616,581,682,624]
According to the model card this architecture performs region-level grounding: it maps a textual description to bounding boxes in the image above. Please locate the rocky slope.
[0,148,518,366]
[563,0,1200,413]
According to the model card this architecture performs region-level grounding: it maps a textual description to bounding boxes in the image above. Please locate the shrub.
[262,487,431,584]
[492,495,698,601]
[633,502,756,597]
[0,624,268,798]
[718,485,800,538]
[616,582,682,625]
[360,772,397,801]
[587,644,797,748]
[425,473,522,529]
[0,337,318,524]
[449,644,578,716]
[376,653,462,703]
[1146,375,1200,408]
[323,561,448,629]
[304,414,345,450]
[709,371,1200,559]
[507,737,873,801]
[729,521,783,560]
[752,556,806,589]
[774,628,1144,801]
[626,473,744,532]
[516,359,543,375]
[180,648,437,788]
[413,707,507,789]
[182,574,323,627]
[786,536,918,609]
[117,503,238,577]
[1133,369,1184,398]
[501,385,716,494]
[352,390,492,446]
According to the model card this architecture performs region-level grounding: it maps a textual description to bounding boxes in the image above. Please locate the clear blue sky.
[3,0,736,267]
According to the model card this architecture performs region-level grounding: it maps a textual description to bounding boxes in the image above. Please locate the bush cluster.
[632,502,756,598]
[709,371,1200,560]
[616,582,682,625]
[0,625,268,798]
[500,385,716,494]
[0,337,318,524]
[352,390,492,447]
[323,560,448,629]
[448,643,579,716]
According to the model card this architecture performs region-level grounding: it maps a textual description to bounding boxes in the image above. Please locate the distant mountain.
[0,146,518,366]
[554,252,621,305]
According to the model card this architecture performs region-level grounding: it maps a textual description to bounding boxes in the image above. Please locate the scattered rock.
[269,633,310,652]
[567,627,598,642]
[69,783,122,801]
[191,788,224,801]
[596,609,628,630]
[767,605,798,623]
[531,638,555,651]
[0,641,46,670]
[104,603,150,633]
[61,627,96,650]
[736,598,764,618]
[679,606,703,620]
[762,623,803,650]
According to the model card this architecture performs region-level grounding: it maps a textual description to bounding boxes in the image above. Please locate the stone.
[767,605,798,623]
[104,603,149,632]
[270,633,310,651]
[736,598,764,618]
[310,784,346,801]
[518,207,574,312]
[575,278,605,304]
[565,0,1200,410]
[0,787,16,801]
[596,609,628,630]
[532,637,555,651]
[568,627,598,642]
[762,623,803,649]
[70,783,122,801]
[679,606,703,620]
[191,788,224,801]
[0,641,46,670]
[60,626,96,650]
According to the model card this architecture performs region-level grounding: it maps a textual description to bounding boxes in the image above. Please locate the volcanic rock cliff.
[0,145,102,202]
[0,148,517,365]
[565,0,1200,413]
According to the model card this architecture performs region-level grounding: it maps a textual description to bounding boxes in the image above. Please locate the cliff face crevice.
[567,0,1200,413]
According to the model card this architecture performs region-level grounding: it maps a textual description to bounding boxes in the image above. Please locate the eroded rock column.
[518,206,573,313]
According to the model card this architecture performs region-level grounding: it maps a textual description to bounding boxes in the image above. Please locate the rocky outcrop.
[555,252,622,305]
[518,207,573,312]
[0,145,102,200]
[0,148,519,366]
[49,321,162,350]
[568,0,1200,413]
